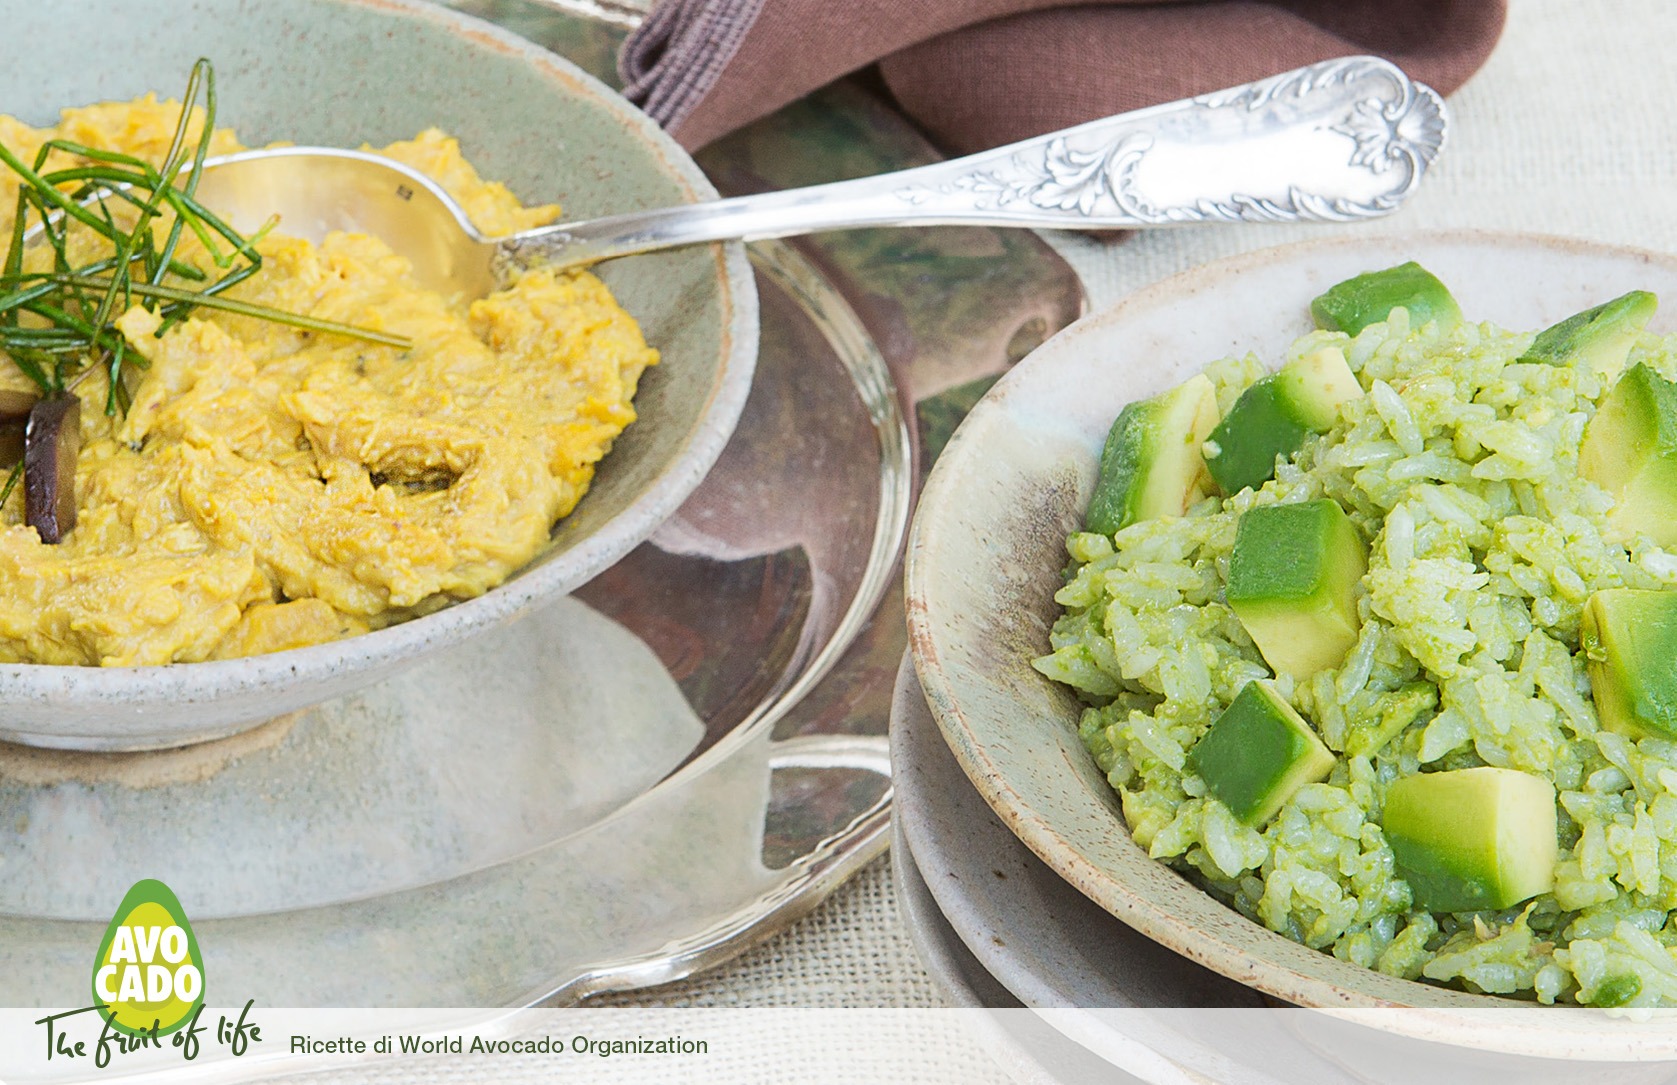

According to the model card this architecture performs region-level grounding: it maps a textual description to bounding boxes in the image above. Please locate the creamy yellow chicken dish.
[0,96,657,665]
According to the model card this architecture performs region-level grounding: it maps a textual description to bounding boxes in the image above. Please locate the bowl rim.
[906,228,1677,1040]
[0,0,758,733]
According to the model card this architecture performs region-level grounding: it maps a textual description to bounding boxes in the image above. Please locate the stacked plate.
[892,235,1677,1082]
[0,0,1083,1016]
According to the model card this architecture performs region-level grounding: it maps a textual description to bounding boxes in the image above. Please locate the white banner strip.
[3,1006,1677,1084]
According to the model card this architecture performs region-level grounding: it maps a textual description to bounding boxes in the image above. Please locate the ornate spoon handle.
[506,56,1447,273]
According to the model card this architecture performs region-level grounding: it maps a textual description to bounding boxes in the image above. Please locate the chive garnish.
[0,58,413,416]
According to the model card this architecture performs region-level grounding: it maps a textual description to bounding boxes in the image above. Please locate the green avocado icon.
[91,879,205,1037]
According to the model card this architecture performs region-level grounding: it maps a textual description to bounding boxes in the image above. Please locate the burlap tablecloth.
[286,0,1677,1078]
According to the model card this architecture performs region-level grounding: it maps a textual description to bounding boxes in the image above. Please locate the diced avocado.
[1226,499,1366,681]
[1086,375,1219,535]
[1187,680,1335,826]
[1310,262,1462,337]
[1382,767,1558,912]
[1204,349,1363,496]
[1581,589,1677,740]
[1274,345,1364,431]
[1203,380,1307,496]
[1518,290,1657,377]
[1580,363,1677,546]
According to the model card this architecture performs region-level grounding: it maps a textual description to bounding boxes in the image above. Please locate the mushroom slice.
[24,395,80,543]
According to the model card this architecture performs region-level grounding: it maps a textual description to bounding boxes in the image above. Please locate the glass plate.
[0,0,1083,1012]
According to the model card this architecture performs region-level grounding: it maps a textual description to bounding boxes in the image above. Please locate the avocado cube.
[1188,680,1335,826]
[1518,290,1657,377]
[1203,379,1307,496]
[1204,349,1364,496]
[1580,363,1677,546]
[1274,345,1364,431]
[1310,262,1462,337]
[1086,374,1219,535]
[1382,767,1558,912]
[1581,589,1677,740]
[1226,499,1366,681]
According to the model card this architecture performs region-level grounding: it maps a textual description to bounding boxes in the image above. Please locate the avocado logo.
[91,879,205,1038]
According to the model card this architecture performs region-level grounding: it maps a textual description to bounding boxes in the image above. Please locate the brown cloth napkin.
[620,0,1505,155]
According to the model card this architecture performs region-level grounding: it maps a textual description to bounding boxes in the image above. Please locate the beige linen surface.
[280,0,1677,1080]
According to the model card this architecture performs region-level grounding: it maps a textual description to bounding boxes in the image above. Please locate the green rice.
[1033,304,1677,1007]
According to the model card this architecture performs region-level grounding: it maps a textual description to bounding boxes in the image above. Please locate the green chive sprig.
[0,58,412,418]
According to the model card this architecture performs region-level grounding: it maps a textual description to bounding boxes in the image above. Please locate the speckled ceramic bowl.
[0,0,756,748]
[906,233,1677,1044]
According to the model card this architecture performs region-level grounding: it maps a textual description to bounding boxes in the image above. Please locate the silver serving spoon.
[193,56,1445,300]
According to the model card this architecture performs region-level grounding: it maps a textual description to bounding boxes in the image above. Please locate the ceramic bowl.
[905,232,1677,1040]
[0,0,756,748]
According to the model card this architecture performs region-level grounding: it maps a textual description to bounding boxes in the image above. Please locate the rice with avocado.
[1033,263,1677,1007]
